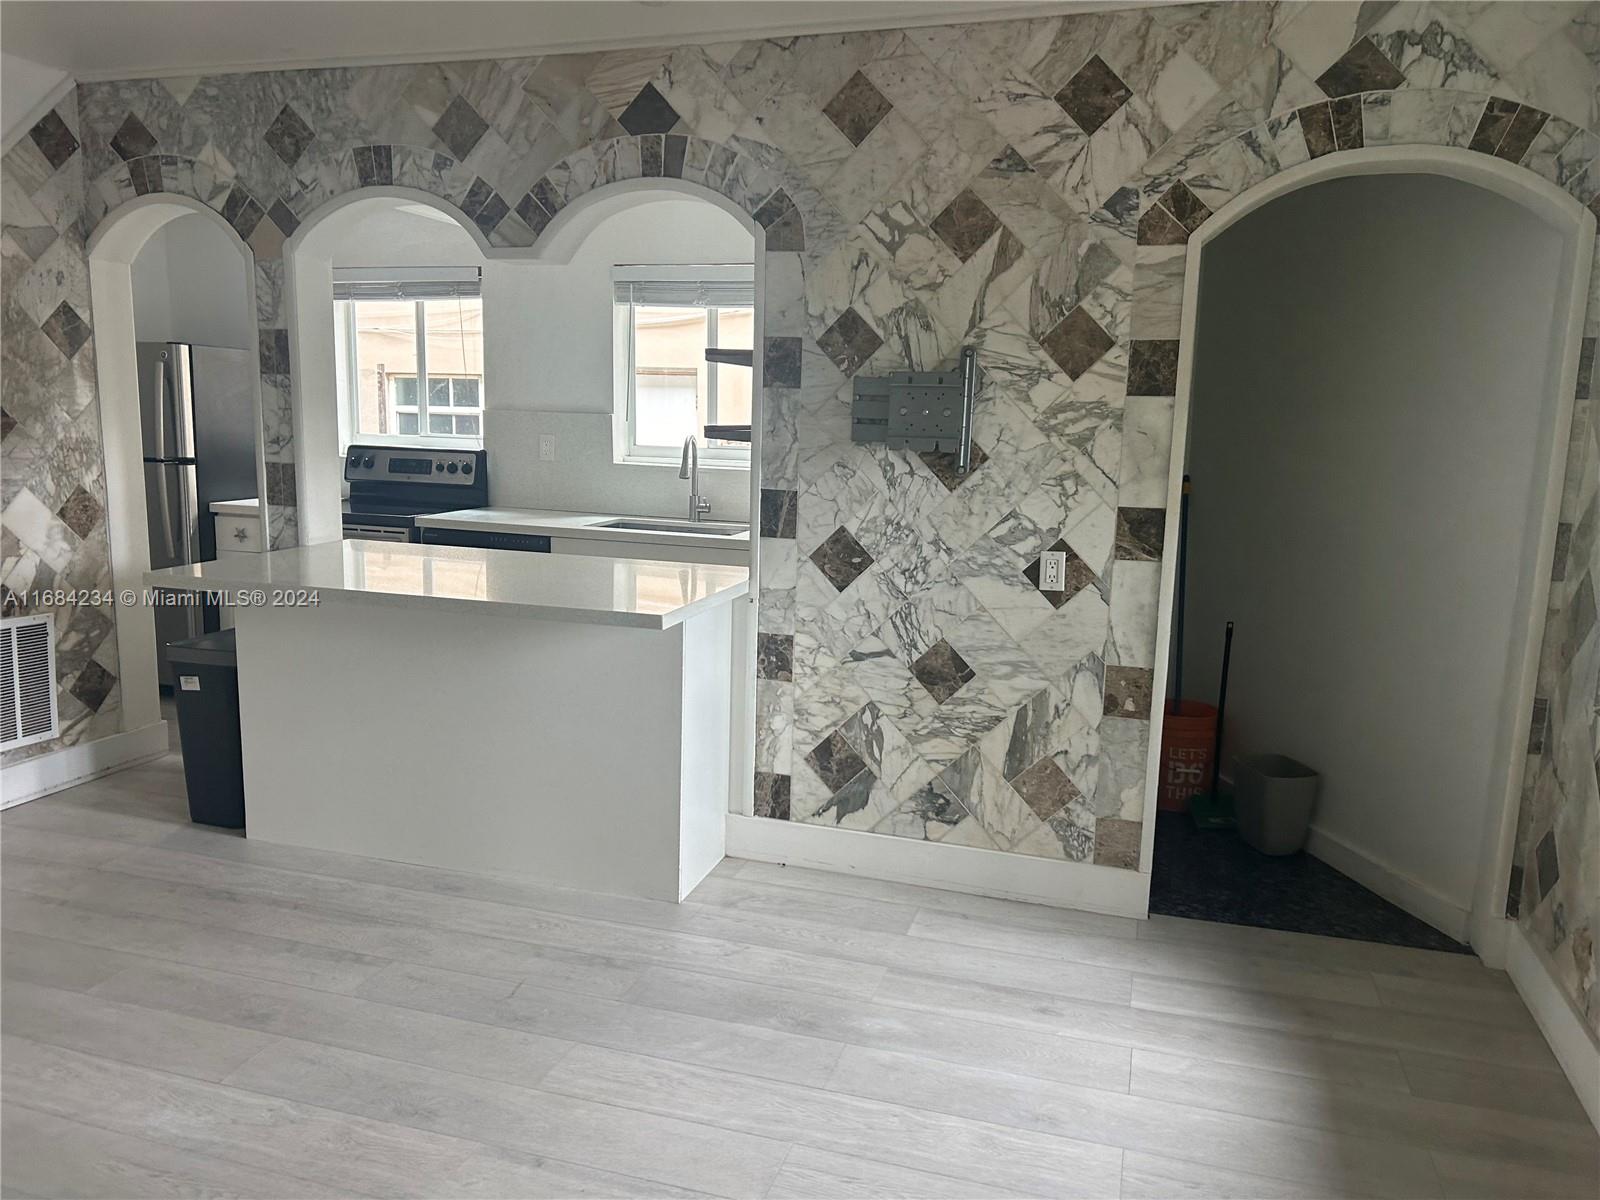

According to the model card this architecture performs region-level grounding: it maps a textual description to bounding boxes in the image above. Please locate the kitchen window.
[614,265,753,464]
[334,267,484,448]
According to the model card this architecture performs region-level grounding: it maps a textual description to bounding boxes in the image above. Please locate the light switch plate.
[539,435,556,461]
[1039,550,1066,591]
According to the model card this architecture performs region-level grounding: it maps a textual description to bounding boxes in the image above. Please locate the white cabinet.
[214,512,263,554]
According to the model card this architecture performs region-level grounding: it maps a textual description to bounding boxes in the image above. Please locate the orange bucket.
[1157,700,1218,812]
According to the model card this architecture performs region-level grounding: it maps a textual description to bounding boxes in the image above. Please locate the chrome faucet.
[679,435,713,522]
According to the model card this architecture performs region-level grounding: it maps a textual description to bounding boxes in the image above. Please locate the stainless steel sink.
[595,518,748,537]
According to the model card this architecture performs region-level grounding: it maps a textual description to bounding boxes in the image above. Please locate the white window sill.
[618,454,750,471]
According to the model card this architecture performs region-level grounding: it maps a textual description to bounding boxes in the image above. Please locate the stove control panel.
[344,446,484,485]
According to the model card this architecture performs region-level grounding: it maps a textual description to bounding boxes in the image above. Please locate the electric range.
[341,444,489,542]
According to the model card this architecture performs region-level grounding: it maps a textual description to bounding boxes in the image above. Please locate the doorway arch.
[1142,146,1595,960]
[86,193,266,737]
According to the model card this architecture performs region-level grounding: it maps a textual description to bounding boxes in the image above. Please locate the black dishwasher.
[420,526,552,552]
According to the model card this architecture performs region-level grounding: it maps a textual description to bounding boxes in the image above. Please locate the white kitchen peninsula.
[146,539,749,901]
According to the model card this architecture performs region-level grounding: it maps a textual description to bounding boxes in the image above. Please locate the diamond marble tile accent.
[618,83,681,135]
[263,104,315,167]
[757,632,794,681]
[1536,828,1560,900]
[1023,538,1096,608]
[1470,97,1523,155]
[110,113,158,161]
[267,200,300,238]
[1159,181,1211,234]
[354,144,394,187]
[1094,817,1141,868]
[1010,756,1079,820]
[806,729,869,794]
[1497,106,1551,163]
[930,188,1002,263]
[221,186,265,240]
[823,71,893,148]
[816,307,883,377]
[1,408,16,439]
[764,336,802,388]
[1137,202,1190,246]
[56,486,102,539]
[39,302,90,360]
[1104,665,1153,718]
[918,442,987,491]
[1115,507,1164,561]
[1315,39,1405,98]
[753,189,804,252]
[434,96,490,160]
[760,489,797,539]
[810,526,874,592]
[911,638,975,704]
[1054,54,1132,135]
[28,110,78,170]
[754,771,791,820]
[69,661,115,713]
[1127,340,1179,396]
[1040,306,1114,381]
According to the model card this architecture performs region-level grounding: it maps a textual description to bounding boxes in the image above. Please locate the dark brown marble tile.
[1094,817,1142,869]
[754,189,805,251]
[618,83,681,136]
[1137,202,1189,246]
[1160,181,1211,234]
[1299,101,1338,158]
[70,661,115,713]
[259,329,291,375]
[1010,756,1080,821]
[930,188,1002,263]
[355,144,394,187]
[764,336,802,388]
[264,103,315,167]
[267,200,300,238]
[1528,697,1550,755]
[756,632,793,681]
[917,442,987,491]
[817,307,883,377]
[1053,54,1132,135]
[56,485,102,539]
[753,771,791,820]
[467,183,510,235]
[640,133,664,176]
[662,134,688,178]
[1315,38,1405,97]
[1127,340,1179,397]
[911,638,974,704]
[1535,828,1560,899]
[433,95,489,159]
[759,488,798,539]
[1552,523,1572,582]
[127,156,163,195]
[806,729,869,794]
[1104,665,1154,719]
[823,70,893,147]
[1497,105,1549,163]
[1330,95,1363,150]
[1115,506,1164,561]
[1469,97,1520,154]
[1576,338,1594,402]
[1023,538,1097,608]
[809,525,874,591]
[530,175,565,217]
[39,302,90,360]
[1,408,16,440]
[1040,306,1114,381]
[265,460,297,506]
[110,113,158,161]
[516,192,555,237]
[28,109,79,170]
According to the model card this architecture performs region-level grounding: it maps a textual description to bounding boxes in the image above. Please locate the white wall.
[292,194,753,523]
[130,212,254,348]
[1,51,69,148]
[1182,173,1565,918]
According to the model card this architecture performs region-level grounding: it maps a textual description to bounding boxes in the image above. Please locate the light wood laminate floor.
[2,750,1596,1199]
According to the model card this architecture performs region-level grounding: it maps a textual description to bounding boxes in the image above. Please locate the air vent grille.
[1,615,59,751]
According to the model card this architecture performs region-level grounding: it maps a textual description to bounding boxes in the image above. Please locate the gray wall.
[1182,173,1565,914]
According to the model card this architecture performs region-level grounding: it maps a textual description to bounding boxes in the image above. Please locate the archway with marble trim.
[1139,143,1596,960]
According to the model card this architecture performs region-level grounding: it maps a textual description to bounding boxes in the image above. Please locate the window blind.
[613,278,754,308]
[333,267,481,301]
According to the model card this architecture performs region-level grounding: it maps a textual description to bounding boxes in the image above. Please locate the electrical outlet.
[1039,549,1067,591]
[538,435,556,461]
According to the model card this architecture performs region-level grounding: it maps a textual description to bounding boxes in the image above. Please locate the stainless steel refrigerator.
[139,341,257,685]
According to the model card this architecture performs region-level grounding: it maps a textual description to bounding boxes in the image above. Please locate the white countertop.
[144,539,749,629]
[416,506,750,549]
[209,497,260,516]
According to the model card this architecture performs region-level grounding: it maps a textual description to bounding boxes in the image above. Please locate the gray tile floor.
[2,747,1596,1199]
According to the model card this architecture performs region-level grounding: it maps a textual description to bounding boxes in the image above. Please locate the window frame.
[335,268,484,451]
[613,264,753,468]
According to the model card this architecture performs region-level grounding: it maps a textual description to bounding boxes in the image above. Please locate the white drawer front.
[215,515,264,552]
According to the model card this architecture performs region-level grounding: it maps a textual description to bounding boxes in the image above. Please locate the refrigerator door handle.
[169,344,197,460]
[151,351,169,460]
[152,463,178,565]
[176,463,201,565]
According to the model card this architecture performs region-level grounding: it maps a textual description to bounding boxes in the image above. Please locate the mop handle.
[1210,621,1234,800]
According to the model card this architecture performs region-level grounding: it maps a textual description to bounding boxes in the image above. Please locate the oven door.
[343,523,413,543]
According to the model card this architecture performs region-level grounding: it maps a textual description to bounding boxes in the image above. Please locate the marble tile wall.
[2,92,124,765]
[4,2,1597,1028]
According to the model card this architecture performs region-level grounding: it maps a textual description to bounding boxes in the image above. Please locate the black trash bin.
[166,628,245,829]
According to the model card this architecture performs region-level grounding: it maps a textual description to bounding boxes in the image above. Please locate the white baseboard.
[1,721,170,808]
[725,814,1151,918]
[1305,823,1471,943]
[1505,920,1600,1133]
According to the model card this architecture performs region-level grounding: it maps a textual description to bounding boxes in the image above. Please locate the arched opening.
[1146,150,1594,958]
[87,195,265,735]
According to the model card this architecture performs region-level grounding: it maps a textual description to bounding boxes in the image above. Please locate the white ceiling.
[1,0,1155,81]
